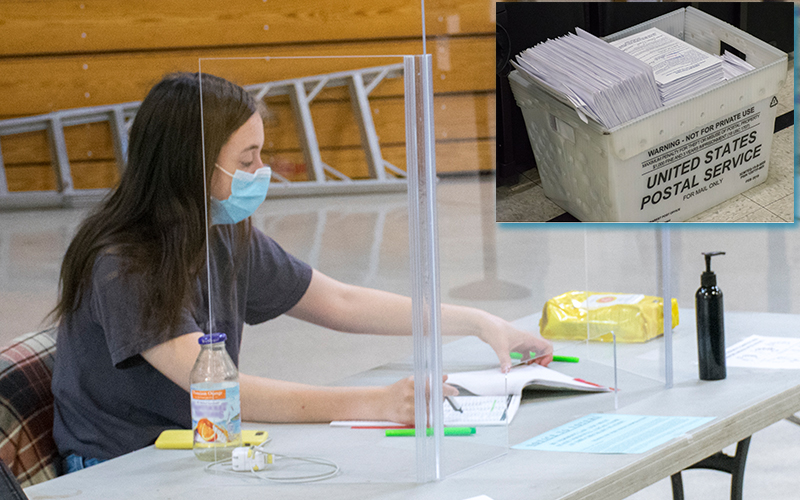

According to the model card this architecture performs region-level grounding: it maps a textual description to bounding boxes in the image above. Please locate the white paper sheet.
[331,395,522,427]
[513,413,715,454]
[726,335,800,369]
[445,363,610,397]
[512,27,662,128]
[443,395,521,426]
[717,51,756,80]
[610,27,724,104]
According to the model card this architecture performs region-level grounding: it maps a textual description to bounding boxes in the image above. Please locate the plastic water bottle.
[190,333,242,461]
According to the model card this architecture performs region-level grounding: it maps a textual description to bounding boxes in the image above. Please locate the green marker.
[510,351,539,361]
[385,427,476,437]
[553,355,580,363]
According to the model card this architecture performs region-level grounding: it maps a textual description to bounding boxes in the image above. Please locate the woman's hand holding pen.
[381,375,458,426]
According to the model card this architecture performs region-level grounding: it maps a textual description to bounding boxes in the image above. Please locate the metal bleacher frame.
[0,63,407,209]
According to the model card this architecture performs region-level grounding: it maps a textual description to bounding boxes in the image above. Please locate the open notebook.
[331,364,609,427]
[446,363,609,397]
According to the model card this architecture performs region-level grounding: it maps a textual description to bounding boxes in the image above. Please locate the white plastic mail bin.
[508,7,788,222]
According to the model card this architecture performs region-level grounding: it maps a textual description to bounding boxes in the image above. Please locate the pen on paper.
[510,351,580,367]
[445,396,463,413]
[500,395,514,421]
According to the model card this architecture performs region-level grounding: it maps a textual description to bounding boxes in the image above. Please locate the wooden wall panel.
[1,123,115,165]
[71,161,120,190]
[266,138,496,182]
[4,165,58,192]
[0,131,51,165]
[437,138,496,173]
[1,1,498,191]
[4,161,119,192]
[0,36,493,119]
[5,138,495,190]
[264,92,495,150]
[384,139,496,174]
[0,0,495,56]
[1,94,494,166]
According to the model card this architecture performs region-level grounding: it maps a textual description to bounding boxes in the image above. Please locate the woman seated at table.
[49,72,553,472]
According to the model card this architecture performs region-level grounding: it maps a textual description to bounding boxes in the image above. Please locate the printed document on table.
[726,335,800,369]
[332,364,607,428]
[443,395,521,426]
[513,414,715,454]
[331,395,522,427]
[445,363,610,396]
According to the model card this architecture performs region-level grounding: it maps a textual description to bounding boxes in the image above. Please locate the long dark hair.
[52,72,258,337]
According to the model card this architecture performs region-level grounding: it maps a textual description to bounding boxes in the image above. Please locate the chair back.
[0,329,59,487]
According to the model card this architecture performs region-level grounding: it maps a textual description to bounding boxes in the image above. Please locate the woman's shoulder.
[93,245,126,266]
[212,222,274,250]
[90,246,139,287]
[246,225,289,255]
[248,224,272,243]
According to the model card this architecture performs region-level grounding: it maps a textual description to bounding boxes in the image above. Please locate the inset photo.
[496,2,794,223]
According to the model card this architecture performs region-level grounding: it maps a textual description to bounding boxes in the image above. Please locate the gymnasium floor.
[2,174,800,498]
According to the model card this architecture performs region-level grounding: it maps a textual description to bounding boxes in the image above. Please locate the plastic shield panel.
[198,51,507,484]
[582,227,673,400]
[489,225,621,455]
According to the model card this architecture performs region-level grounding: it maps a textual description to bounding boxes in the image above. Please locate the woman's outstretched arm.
[141,332,455,424]
[286,269,553,372]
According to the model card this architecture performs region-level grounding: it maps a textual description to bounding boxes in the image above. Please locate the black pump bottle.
[696,252,726,381]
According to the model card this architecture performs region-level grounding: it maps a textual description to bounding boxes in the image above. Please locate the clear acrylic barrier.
[489,2,799,443]
[491,222,800,459]
[582,228,672,399]
[483,225,622,446]
[429,0,625,452]
[199,53,507,483]
[666,226,800,385]
[580,224,800,413]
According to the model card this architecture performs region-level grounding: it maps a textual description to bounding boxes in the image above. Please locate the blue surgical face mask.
[210,164,272,225]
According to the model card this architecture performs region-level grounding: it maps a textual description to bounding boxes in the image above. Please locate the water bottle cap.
[198,333,227,345]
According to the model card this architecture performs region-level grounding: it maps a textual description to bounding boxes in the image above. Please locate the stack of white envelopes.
[511,28,662,129]
[610,27,725,105]
[717,50,756,80]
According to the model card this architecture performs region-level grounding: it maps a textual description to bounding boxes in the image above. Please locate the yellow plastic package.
[539,291,679,343]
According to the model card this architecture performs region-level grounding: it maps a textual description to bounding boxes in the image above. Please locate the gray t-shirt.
[52,226,312,460]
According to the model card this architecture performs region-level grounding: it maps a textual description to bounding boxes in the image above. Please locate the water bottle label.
[190,384,241,444]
